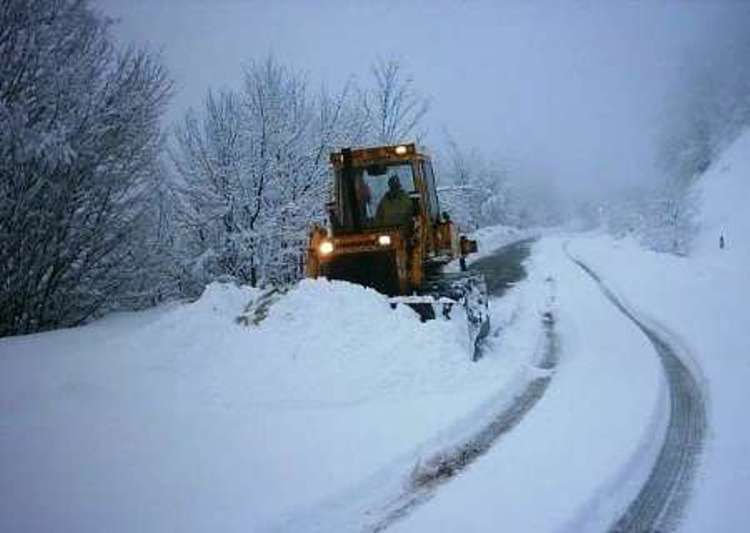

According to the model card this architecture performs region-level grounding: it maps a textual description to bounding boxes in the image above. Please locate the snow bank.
[0,268,543,532]
[693,129,750,257]
[192,281,259,316]
[248,278,493,405]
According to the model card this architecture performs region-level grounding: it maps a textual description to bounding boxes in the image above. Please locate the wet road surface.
[469,238,535,298]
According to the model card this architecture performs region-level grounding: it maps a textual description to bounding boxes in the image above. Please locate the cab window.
[335,163,416,230]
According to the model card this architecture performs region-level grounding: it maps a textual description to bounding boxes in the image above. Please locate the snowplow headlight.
[394,145,408,155]
[377,235,392,246]
[319,241,334,255]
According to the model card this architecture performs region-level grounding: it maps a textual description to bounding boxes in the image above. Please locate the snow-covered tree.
[0,0,172,336]
[364,57,430,145]
[435,137,512,231]
[172,57,374,291]
[640,29,750,254]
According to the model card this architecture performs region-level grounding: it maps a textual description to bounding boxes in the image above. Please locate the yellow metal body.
[306,143,474,296]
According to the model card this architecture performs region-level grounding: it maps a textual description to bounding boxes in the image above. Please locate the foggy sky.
[96,0,750,204]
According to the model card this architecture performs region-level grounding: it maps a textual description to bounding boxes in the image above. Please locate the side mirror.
[460,236,478,255]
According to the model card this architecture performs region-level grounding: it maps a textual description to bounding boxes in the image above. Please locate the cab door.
[417,158,442,255]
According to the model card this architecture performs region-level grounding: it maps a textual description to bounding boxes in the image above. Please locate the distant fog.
[97,0,750,205]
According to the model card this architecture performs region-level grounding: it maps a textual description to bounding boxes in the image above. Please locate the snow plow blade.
[390,272,490,361]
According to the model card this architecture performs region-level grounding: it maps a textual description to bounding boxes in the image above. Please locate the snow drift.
[0,264,545,532]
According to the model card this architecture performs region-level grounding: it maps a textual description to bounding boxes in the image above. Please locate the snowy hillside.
[693,129,750,257]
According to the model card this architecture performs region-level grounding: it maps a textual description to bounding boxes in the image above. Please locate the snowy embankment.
[566,130,750,532]
[0,248,549,532]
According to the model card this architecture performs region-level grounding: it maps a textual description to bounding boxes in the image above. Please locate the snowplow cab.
[305,143,474,296]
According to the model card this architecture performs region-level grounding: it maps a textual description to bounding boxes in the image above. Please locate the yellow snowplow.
[305,143,489,360]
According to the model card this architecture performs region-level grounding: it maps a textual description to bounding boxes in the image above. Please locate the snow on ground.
[692,129,750,258]
[3,131,747,532]
[390,236,667,532]
[0,258,548,532]
[389,131,750,532]
[565,130,750,532]
[564,233,748,532]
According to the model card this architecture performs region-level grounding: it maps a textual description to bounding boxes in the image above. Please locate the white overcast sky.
[95,0,750,202]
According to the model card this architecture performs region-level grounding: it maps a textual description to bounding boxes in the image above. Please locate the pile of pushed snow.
[0,259,537,533]
[190,281,259,316]
[693,129,750,258]
[154,281,258,329]
[263,278,400,330]
[247,278,499,404]
[71,278,507,408]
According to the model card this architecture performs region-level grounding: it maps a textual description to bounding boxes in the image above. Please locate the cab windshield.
[336,162,416,230]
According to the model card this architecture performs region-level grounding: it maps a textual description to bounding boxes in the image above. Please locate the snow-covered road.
[567,248,706,532]
[389,237,671,532]
[363,239,558,532]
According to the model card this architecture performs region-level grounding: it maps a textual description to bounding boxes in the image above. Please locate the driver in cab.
[376,175,413,226]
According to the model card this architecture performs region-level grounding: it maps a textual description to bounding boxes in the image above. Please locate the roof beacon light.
[394,145,408,155]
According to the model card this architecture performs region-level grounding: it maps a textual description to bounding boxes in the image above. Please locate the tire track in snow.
[568,252,707,533]
[366,239,551,531]
[367,307,558,532]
